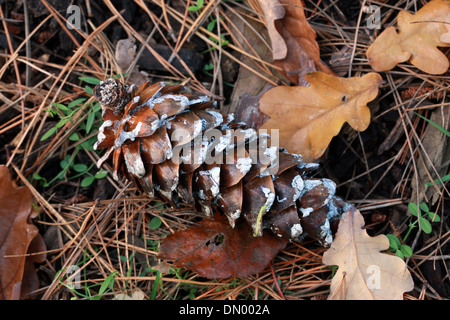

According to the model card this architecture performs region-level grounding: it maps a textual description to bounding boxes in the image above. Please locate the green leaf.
[69,132,80,141]
[80,137,97,151]
[81,176,95,187]
[60,157,71,169]
[33,173,43,180]
[419,217,432,234]
[97,272,116,296]
[408,202,419,217]
[92,101,102,113]
[73,163,88,173]
[149,216,162,230]
[419,202,429,213]
[153,201,165,210]
[55,103,71,113]
[45,108,56,117]
[207,19,216,32]
[60,161,68,170]
[86,111,96,134]
[425,173,450,187]
[204,63,214,71]
[395,249,404,260]
[40,126,57,141]
[188,0,204,11]
[79,76,101,85]
[189,288,198,300]
[95,170,108,179]
[427,212,440,222]
[149,271,161,300]
[399,244,413,258]
[386,234,400,251]
[84,85,93,95]
[32,173,47,185]
[68,98,87,109]
[55,117,70,128]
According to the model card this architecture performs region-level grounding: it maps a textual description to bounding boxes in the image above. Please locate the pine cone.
[93,78,352,246]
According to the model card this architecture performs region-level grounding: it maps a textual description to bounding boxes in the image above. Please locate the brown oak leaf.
[258,0,334,85]
[322,207,414,300]
[0,165,45,300]
[366,0,450,74]
[259,71,382,161]
[158,215,288,279]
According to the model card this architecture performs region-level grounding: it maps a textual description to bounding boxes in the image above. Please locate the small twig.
[23,0,31,88]
[0,6,26,141]
[347,0,366,77]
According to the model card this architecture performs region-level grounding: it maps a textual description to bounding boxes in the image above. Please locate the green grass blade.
[79,76,101,85]
[415,112,450,137]
[425,173,450,187]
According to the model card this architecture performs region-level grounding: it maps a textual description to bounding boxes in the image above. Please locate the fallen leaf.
[115,37,137,71]
[366,0,450,74]
[115,289,146,300]
[258,0,286,61]
[226,7,274,117]
[441,23,450,42]
[19,233,46,299]
[411,107,450,206]
[322,207,414,300]
[158,215,288,279]
[0,165,45,300]
[259,71,382,161]
[258,0,334,85]
[115,37,150,86]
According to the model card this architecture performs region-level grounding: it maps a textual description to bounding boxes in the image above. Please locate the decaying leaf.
[116,37,150,85]
[258,0,334,85]
[226,7,274,119]
[366,0,450,74]
[158,215,288,279]
[259,71,382,161]
[411,106,450,206]
[0,165,45,300]
[115,289,146,300]
[258,0,286,61]
[322,207,414,300]
[19,234,46,299]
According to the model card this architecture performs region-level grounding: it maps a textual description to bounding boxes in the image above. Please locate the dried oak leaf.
[0,165,45,300]
[259,71,382,161]
[158,215,288,279]
[366,0,450,74]
[258,0,334,85]
[322,207,414,300]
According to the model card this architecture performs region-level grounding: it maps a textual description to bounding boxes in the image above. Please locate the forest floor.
[0,0,449,300]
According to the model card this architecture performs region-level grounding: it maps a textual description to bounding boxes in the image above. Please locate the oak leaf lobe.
[259,72,382,161]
